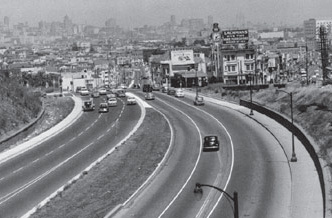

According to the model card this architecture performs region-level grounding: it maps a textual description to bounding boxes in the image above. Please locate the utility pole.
[319,25,329,83]
[306,41,309,85]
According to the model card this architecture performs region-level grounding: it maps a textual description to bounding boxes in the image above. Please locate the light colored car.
[91,91,100,98]
[119,84,128,89]
[98,88,107,95]
[107,98,117,107]
[127,96,137,105]
[175,89,184,98]
[145,92,155,100]
[80,88,90,96]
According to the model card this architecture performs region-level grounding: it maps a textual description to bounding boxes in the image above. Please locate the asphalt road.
[113,90,291,218]
[0,95,142,218]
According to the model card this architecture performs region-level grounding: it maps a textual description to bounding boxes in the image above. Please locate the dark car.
[194,96,205,106]
[203,136,220,152]
[161,86,169,93]
[98,103,109,113]
[167,88,176,95]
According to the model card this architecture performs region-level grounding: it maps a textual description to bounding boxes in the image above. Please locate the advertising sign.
[171,50,195,65]
[221,29,249,45]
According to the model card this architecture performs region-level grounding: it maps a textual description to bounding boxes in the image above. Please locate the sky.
[0,0,332,28]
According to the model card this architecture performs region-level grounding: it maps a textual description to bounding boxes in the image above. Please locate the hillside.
[0,73,43,139]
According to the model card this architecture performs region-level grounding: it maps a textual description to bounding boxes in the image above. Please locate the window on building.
[231,66,236,71]
[231,55,236,60]
[245,54,254,59]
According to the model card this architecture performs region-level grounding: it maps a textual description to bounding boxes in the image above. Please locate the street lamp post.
[194,183,239,218]
[249,73,254,115]
[276,89,297,162]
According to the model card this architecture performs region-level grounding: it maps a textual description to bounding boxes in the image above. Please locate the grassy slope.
[31,110,171,218]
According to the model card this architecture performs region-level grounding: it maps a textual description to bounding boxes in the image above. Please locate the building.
[150,48,208,88]
[221,47,256,85]
[304,18,332,50]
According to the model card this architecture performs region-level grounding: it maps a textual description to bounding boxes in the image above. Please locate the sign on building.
[221,29,249,45]
[170,50,195,65]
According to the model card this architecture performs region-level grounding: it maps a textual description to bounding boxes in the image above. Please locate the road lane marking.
[171,95,235,218]
[157,100,203,218]
[13,167,24,174]
[32,158,39,163]
[97,134,104,140]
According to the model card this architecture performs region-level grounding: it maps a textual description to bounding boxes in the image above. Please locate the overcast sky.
[0,0,331,28]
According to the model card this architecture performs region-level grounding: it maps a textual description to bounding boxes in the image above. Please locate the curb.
[0,95,83,165]
[22,92,147,218]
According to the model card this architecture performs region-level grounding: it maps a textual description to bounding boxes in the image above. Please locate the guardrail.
[240,99,326,218]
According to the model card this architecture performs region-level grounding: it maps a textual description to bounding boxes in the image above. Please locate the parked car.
[107,98,117,107]
[203,136,220,152]
[99,102,109,113]
[127,96,137,105]
[145,92,155,100]
[194,96,205,106]
[175,89,184,98]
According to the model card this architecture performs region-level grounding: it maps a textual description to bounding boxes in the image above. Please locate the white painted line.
[32,158,39,163]
[13,167,24,174]
[157,100,203,218]
[97,134,104,140]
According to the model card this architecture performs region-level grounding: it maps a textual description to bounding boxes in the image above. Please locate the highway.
[0,95,142,218]
[113,90,291,218]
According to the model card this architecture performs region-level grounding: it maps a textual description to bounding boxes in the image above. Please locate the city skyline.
[0,0,332,28]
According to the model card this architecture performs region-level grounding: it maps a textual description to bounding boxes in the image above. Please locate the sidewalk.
[0,94,83,164]
[185,91,324,218]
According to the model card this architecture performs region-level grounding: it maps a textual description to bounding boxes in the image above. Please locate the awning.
[175,71,208,78]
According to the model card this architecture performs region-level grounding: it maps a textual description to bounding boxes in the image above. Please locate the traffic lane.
[0,96,106,175]
[114,102,202,218]
[150,94,233,218]
[115,94,232,218]
[203,103,291,218]
[0,100,141,217]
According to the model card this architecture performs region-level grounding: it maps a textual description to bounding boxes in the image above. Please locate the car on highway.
[91,90,100,98]
[98,88,107,95]
[107,97,117,107]
[127,96,137,105]
[145,92,155,100]
[194,96,205,106]
[113,89,126,97]
[167,88,176,96]
[203,136,220,152]
[82,99,95,111]
[175,89,184,98]
[161,86,169,93]
[80,87,90,96]
[119,84,128,89]
[99,102,109,113]
[107,93,117,100]
[152,84,161,91]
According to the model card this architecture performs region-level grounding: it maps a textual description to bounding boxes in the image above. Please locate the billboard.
[221,29,249,45]
[171,50,195,65]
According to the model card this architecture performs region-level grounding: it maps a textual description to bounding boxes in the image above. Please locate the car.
[82,99,95,111]
[194,96,205,106]
[127,96,137,105]
[98,88,107,95]
[152,84,161,91]
[107,97,117,107]
[80,87,90,96]
[106,93,117,100]
[167,88,176,95]
[116,89,126,97]
[119,84,128,89]
[91,90,100,98]
[99,103,109,113]
[161,86,169,93]
[76,86,82,93]
[145,92,155,100]
[175,89,184,98]
[203,136,220,152]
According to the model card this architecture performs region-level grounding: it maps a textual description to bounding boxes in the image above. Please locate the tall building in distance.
[208,16,213,28]
[304,18,332,50]
[170,15,176,26]
[105,18,116,28]
[4,16,9,30]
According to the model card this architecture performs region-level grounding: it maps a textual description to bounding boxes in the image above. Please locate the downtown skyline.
[0,0,332,28]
